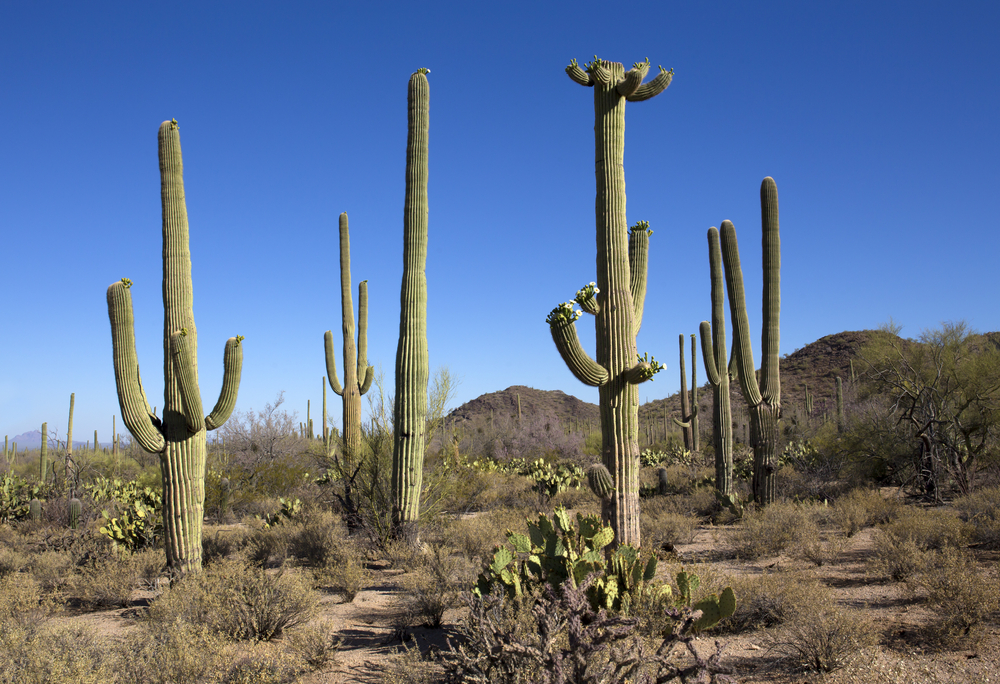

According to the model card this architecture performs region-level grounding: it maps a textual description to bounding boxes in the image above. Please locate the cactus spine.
[549,57,672,547]
[720,178,781,506]
[325,213,374,464]
[107,120,244,573]
[700,226,733,497]
[392,69,430,541]
[39,422,48,483]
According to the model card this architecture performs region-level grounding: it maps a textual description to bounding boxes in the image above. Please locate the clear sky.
[2,1,998,443]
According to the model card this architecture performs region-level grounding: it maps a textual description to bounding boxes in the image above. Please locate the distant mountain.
[447,384,599,429]
[5,430,100,451]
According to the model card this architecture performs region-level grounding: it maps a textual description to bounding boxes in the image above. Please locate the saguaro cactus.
[699,226,733,497]
[39,422,48,482]
[720,177,781,506]
[673,334,700,451]
[392,69,430,541]
[325,213,374,464]
[107,120,244,573]
[65,392,75,487]
[548,57,672,547]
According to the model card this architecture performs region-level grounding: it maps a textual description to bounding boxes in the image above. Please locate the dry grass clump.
[287,618,341,670]
[311,537,369,602]
[0,545,29,577]
[766,605,877,673]
[0,623,118,684]
[909,547,999,644]
[729,501,815,559]
[72,552,143,608]
[831,488,902,536]
[952,485,1000,548]
[0,574,55,633]
[202,524,256,564]
[868,507,973,582]
[717,571,833,633]
[640,498,699,548]
[402,543,476,628]
[219,641,304,684]
[29,550,73,592]
[786,512,847,567]
[442,508,531,565]
[147,556,318,641]
[114,619,227,684]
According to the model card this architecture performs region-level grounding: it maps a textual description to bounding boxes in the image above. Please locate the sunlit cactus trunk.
[549,58,672,547]
[392,69,430,542]
[107,120,243,574]
[720,178,781,506]
[700,227,733,497]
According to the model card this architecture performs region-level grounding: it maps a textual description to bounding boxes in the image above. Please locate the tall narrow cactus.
[548,57,672,547]
[324,213,374,463]
[39,422,48,483]
[65,392,75,488]
[321,376,330,452]
[674,334,694,449]
[836,376,844,433]
[107,120,244,574]
[700,226,733,497]
[720,177,781,506]
[392,68,430,541]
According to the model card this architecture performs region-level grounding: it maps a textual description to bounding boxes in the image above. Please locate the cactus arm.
[700,321,720,385]
[616,59,650,97]
[720,220,763,408]
[549,317,609,386]
[324,331,344,396]
[758,177,781,405]
[357,280,374,396]
[625,66,673,102]
[107,280,166,453]
[205,336,243,430]
[170,330,205,433]
[566,58,593,86]
[672,404,698,428]
[628,222,650,333]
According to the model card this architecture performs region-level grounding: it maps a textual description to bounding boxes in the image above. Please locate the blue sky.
[2,2,998,442]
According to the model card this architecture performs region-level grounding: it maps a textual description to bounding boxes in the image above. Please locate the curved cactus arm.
[672,404,699,428]
[170,330,205,433]
[574,282,601,316]
[720,220,763,408]
[205,336,243,430]
[758,177,781,405]
[625,66,673,102]
[357,280,373,396]
[324,331,344,396]
[549,317,609,387]
[616,59,650,97]
[566,58,592,86]
[626,353,664,385]
[107,280,166,453]
[628,222,651,333]
[700,321,720,386]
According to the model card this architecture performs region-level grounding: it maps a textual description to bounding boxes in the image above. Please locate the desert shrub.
[729,501,813,559]
[766,605,877,672]
[402,543,476,628]
[787,514,846,567]
[220,641,303,684]
[910,547,999,643]
[953,485,1000,548]
[288,618,341,669]
[640,499,698,549]
[288,507,348,566]
[313,551,368,602]
[443,509,531,564]
[0,623,117,684]
[244,523,294,568]
[0,545,28,576]
[29,550,73,592]
[202,525,255,564]
[147,557,318,641]
[718,571,832,634]
[881,507,972,550]
[73,552,142,608]
[0,574,54,633]
[115,619,227,684]
[831,488,902,536]
[868,529,931,582]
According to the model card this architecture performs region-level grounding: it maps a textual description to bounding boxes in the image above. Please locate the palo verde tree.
[720,177,781,506]
[548,57,672,547]
[857,321,1000,498]
[392,69,430,542]
[107,120,244,574]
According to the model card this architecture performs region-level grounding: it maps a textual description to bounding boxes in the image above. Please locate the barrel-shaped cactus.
[29,498,41,522]
[700,227,734,497]
[548,58,672,547]
[392,69,430,541]
[107,120,244,573]
[68,497,81,530]
[585,463,614,500]
[719,178,781,506]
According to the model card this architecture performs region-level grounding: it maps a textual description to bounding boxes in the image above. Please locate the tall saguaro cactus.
[720,177,781,506]
[673,334,700,451]
[65,392,75,489]
[107,120,244,574]
[392,69,430,541]
[325,213,375,465]
[700,227,733,497]
[549,57,672,547]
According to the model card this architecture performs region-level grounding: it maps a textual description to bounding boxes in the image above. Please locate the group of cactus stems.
[550,57,672,548]
[107,119,244,574]
[673,334,699,451]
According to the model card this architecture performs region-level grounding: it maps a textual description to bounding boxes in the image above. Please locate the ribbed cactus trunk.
[107,120,243,574]
[700,227,733,497]
[325,213,373,460]
[392,69,430,542]
[65,393,74,490]
[720,177,781,506]
[677,335,693,450]
[550,58,672,547]
[39,422,47,483]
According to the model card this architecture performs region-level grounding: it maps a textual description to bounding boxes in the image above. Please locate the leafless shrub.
[766,605,877,672]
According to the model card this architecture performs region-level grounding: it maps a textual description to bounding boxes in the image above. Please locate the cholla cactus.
[549,58,672,547]
[107,120,244,573]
